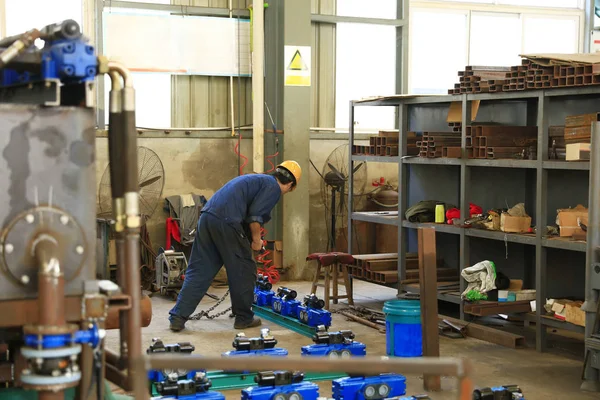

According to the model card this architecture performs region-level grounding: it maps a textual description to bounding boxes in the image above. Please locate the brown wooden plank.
[418,228,441,391]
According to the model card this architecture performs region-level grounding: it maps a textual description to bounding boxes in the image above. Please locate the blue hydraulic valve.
[297,294,332,328]
[301,326,366,357]
[154,371,225,400]
[332,374,407,400]
[272,287,301,317]
[242,371,319,400]
[0,20,97,86]
[473,385,524,400]
[147,338,198,383]
[254,274,275,307]
[222,329,288,358]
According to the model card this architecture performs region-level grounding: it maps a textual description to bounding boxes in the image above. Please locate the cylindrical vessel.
[383,300,422,357]
[435,203,445,224]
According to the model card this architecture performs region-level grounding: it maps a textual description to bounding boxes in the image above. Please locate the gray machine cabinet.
[0,105,96,299]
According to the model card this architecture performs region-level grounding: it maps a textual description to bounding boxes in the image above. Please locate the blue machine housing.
[301,341,366,357]
[297,305,332,328]
[332,374,407,400]
[2,39,97,86]
[272,296,301,317]
[254,288,275,307]
[222,348,288,358]
[242,380,319,400]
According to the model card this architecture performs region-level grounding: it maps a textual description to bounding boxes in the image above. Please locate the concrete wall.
[96,137,398,267]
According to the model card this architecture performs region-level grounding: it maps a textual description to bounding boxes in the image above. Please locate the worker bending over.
[169,161,302,331]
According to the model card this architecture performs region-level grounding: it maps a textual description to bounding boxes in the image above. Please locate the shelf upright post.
[459,94,471,320]
[582,121,600,389]
[348,100,355,255]
[398,102,409,288]
[535,93,549,352]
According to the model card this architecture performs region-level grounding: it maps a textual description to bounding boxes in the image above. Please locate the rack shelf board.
[465,159,537,169]
[351,155,400,163]
[399,283,462,304]
[542,161,589,171]
[539,314,585,335]
[465,229,536,245]
[351,212,398,226]
[541,237,586,252]
[402,221,461,235]
[402,157,461,166]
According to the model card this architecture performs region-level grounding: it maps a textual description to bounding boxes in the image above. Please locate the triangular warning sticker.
[287,50,308,71]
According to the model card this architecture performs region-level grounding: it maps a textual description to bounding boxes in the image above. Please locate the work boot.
[234,317,262,329]
[169,315,186,332]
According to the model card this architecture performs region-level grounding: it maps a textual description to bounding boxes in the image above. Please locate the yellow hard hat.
[277,160,302,186]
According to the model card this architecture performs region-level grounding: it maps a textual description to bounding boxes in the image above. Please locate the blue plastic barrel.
[383,300,422,357]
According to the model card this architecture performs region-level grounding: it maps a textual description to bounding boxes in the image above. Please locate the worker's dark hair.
[272,166,296,187]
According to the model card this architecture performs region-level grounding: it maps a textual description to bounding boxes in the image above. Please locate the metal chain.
[188,290,232,320]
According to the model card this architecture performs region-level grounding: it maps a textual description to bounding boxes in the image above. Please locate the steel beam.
[103,1,250,18]
[252,305,317,338]
[311,14,406,26]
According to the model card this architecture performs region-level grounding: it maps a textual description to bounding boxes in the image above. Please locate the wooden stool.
[306,252,355,310]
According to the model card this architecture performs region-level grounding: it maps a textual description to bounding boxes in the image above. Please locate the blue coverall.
[169,174,281,325]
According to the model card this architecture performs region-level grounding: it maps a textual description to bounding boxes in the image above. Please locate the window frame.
[409,0,585,93]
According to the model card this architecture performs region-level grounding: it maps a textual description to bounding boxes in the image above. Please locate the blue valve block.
[297,306,331,328]
[242,372,319,400]
[272,297,301,318]
[473,385,524,400]
[222,348,288,358]
[301,341,366,357]
[332,374,407,400]
[253,288,275,307]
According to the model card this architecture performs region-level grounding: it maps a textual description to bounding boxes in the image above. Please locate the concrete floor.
[105,280,599,400]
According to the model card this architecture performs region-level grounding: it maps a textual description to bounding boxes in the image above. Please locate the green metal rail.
[252,305,317,338]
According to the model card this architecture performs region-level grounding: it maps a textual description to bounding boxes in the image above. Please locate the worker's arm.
[249,221,262,251]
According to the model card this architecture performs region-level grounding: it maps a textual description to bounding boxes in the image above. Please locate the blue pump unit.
[473,385,524,400]
[297,294,331,328]
[332,374,407,400]
[272,287,301,317]
[222,329,288,358]
[0,20,97,87]
[301,326,366,357]
[242,371,319,400]
[254,274,275,307]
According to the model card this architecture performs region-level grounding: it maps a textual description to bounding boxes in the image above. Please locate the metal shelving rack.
[347,86,600,354]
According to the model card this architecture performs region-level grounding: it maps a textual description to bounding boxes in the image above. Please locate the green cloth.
[465,289,488,302]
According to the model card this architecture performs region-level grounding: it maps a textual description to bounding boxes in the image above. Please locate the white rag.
[461,260,496,298]
[180,194,195,208]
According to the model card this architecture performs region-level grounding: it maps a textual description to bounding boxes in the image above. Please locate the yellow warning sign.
[285,45,311,87]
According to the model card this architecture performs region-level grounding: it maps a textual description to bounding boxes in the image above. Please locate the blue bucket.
[383,299,422,357]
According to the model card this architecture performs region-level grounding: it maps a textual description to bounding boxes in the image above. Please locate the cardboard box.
[500,213,531,233]
[566,143,590,161]
[447,100,480,123]
[557,205,588,237]
[565,301,585,327]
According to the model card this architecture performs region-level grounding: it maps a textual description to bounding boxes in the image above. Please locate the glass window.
[409,9,468,94]
[337,0,397,19]
[498,0,581,8]
[104,73,171,128]
[522,15,579,54]
[5,0,82,36]
[470,12,521,67]
[336,23,396,130]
